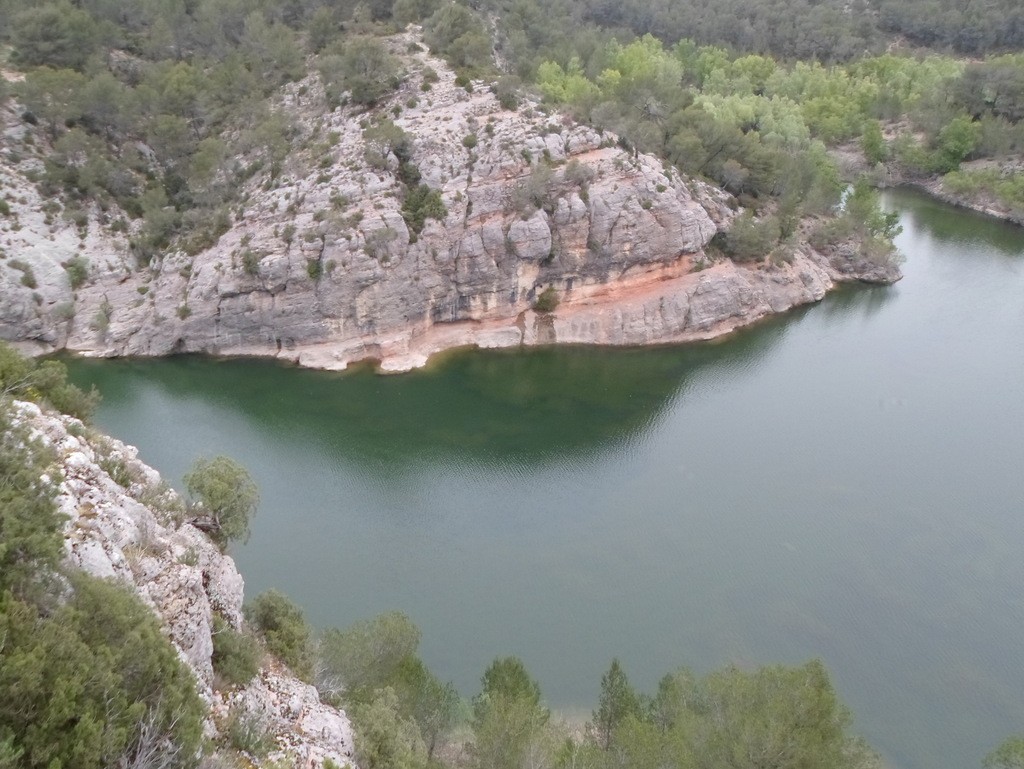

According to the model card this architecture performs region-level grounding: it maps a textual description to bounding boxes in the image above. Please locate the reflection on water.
[65,189,1024,769]
[890,187,1024,257]
[66,314,795,472]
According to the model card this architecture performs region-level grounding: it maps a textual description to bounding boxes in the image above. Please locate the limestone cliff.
[0,30,899,371]
[12,399,355,768]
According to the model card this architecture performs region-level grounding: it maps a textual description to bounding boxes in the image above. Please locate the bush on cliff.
[0,575,205,769]
[211,614,262,688]
[0,346,206,769]
[533,286,560,312]
[401,184,447,234]
[718,211,782,262]
[245,589,313,680]
[0,406,63,600]
[0,341,99,421]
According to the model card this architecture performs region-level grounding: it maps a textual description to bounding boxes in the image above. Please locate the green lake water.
[65,189,1024,769]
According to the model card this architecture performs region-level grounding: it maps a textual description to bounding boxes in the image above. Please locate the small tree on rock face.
[185,455,259,550]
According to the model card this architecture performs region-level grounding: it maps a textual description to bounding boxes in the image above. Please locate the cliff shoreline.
[1,30,900,373]
[41,241,897,374]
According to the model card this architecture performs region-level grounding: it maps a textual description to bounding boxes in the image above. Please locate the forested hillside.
[2,0,1022,272]
[480,0,1024,60]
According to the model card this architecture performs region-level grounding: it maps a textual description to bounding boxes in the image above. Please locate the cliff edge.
[0,29,900,371]
[11,398,356,768]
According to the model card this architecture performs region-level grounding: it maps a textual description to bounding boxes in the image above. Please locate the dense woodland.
[0,0,1023,266]
[3,0,1024,764]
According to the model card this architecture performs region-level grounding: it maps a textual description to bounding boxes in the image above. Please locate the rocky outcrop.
[0,29,898,371]
[13,399,355,768]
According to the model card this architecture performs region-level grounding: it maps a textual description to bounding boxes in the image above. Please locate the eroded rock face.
[12,400,355,768]
[0,30,898,372]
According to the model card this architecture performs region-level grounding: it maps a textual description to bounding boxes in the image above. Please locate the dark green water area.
[66,190,1024,769]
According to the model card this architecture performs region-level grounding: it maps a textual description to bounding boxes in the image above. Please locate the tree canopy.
[185,455,260,550]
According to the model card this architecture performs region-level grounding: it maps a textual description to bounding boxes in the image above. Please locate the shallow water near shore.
[66,189,1024,769]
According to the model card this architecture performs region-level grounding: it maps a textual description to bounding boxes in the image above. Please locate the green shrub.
[720,212,781,262]
[401,185,446,234]
[53,301,75,320]
[563,159,595,187]
[9,258,37,288]
[0,404,63,598]
[63,256,90,289]
[462,133,477,149]
[226,705,275,757]
[0,341,99,421]
[365,227,398,261]
[0,574,205,769]
[494,75,521,110]
[245,589,312,679]
[212,614,261,687]
[512,164,555,216]
[534,286,559,312]
[99,451,136,488]
[241,249,261,276]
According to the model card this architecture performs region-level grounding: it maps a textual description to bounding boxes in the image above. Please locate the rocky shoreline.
[831,144,1024,227]
[899,174,1024,226]
[286,243,898,373]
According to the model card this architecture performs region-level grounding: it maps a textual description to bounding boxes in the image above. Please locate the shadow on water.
[60,285,885,473]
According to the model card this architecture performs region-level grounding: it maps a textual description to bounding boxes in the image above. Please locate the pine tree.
[594,658,641,750]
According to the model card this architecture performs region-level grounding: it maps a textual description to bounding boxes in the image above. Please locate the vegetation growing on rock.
[0,346,204,769]
[185,455,260,550]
